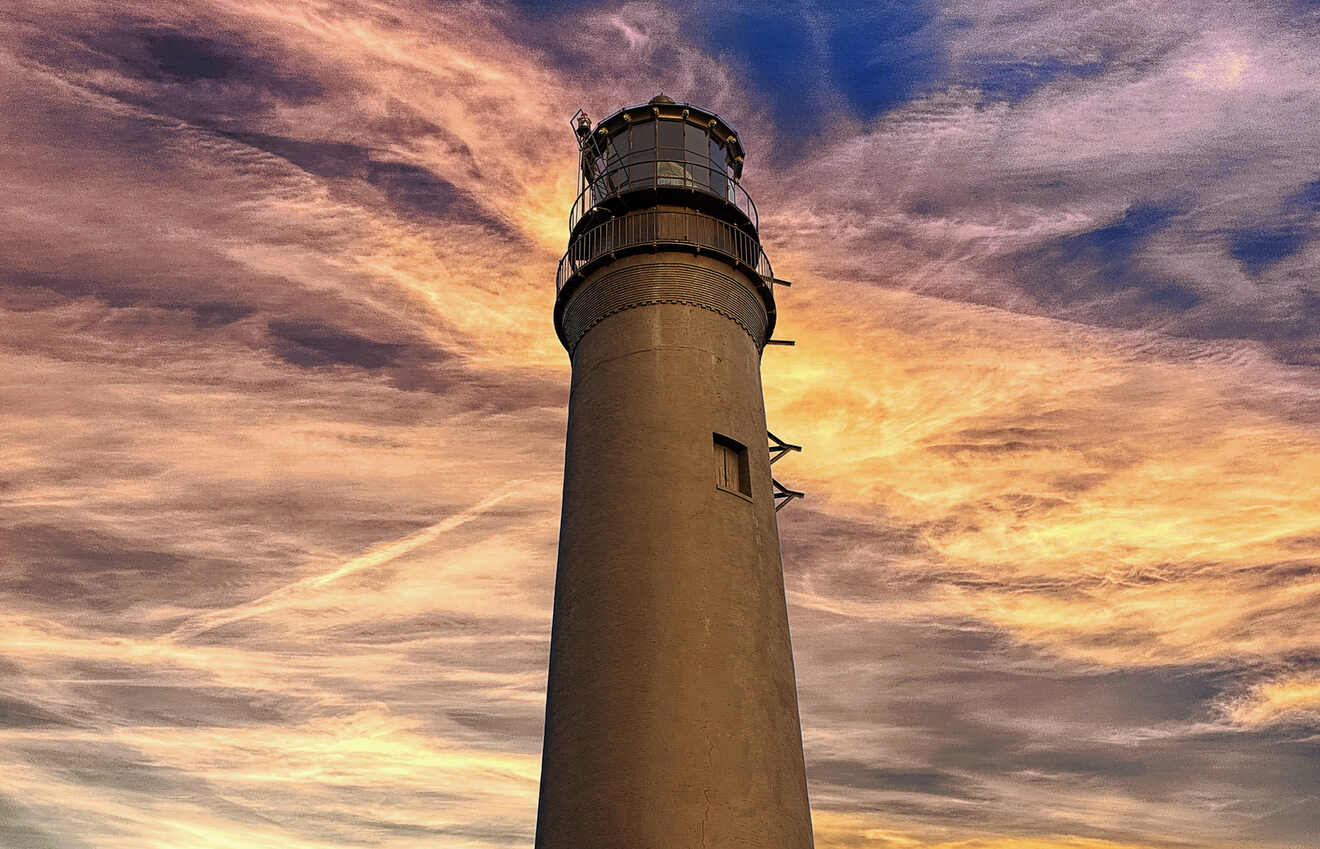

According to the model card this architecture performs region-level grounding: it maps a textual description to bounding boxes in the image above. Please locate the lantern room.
[569,95,757,235]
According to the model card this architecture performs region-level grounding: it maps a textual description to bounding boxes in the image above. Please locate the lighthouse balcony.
[556,207,773,294]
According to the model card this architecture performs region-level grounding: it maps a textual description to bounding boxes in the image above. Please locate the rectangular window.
[709,137,726,171]
[657,159,689,187]
[626,121,656,187]
[685,122,708,162]
[604,134,628,179]
[714,433,752,498]
[630,120,655,152]
[658,118,683,152]
[709,137,727,198]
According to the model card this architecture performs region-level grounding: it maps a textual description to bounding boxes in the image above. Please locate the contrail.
[168,482,527,641]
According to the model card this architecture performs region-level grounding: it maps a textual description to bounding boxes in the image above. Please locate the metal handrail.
[556,209,773,293]
[568,160,759,233]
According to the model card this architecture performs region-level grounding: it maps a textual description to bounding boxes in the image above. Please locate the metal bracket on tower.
[768,430,801,465]
[772,478,805,512]
[768,431,804,511]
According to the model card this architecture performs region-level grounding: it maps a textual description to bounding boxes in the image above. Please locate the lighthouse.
[537,95,813,849]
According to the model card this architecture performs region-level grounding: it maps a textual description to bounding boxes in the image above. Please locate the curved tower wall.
[537,99,813,849]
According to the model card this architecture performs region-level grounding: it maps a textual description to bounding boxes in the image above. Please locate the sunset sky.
[3,0,1320,847]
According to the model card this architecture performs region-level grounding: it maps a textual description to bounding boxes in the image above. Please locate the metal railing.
[568,160,759,232]
[556,209,773,293]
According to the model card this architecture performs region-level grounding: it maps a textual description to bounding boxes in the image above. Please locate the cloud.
[3,0,1319,847]
[811,809,1171,849]
[1225,674,1320,728]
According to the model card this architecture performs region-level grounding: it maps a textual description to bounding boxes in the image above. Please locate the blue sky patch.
[1070,204,1179,265]
[1227,179,1319,274]
[696,1,944,127]
[1229,226,1306,275]
[1286,176,1320,212]
[827,1,943,118]
[705,7,826,117]
[970,57,1107,102]
[1003,204,1191,312]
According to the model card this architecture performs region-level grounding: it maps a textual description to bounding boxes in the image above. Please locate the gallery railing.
[557,208,773,293]
[568,160,759,233]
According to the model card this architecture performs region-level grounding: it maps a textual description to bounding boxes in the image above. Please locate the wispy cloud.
[1225,673,1320,728]
[3,0,1319,847]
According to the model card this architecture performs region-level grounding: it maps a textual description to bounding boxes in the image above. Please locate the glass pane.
[709,138,726,173]
[658,118,683,152]
[657,159,688,186]
[623,123,653,189]
[628,158,655,187]
[691,161,712,190]
[685,123,707,162]
[630,120,655,155]
[707,170,725,197]
[605,134,628,174]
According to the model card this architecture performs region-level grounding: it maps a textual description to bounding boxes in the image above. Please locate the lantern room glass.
[591,117,729,194]
[572,114,754,232]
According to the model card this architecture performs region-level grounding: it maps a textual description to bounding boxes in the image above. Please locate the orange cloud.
[1225,674,1320,728]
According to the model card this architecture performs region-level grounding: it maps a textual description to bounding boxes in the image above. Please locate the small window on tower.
[714,433,752,499]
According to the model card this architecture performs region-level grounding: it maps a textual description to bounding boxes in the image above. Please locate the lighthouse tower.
[537,95,812,849]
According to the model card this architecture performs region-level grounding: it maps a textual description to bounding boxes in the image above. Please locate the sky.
[1,0,1319,847]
